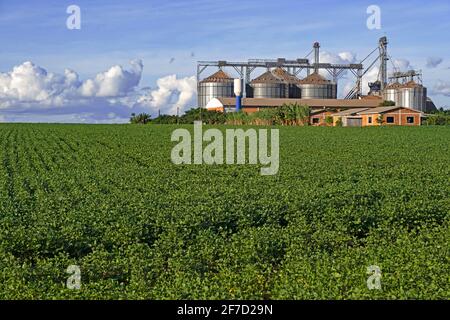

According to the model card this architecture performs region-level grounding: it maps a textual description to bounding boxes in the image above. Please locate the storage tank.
[198,70,234,108]
[398,81,427,112]
[272,67,301,98]
[298,72,337,99]
[383,82,401,106]
[250,71,286,98]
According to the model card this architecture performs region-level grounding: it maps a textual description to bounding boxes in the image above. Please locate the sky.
[0,0,450,123]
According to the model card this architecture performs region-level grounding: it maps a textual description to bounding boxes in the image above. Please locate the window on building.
[368,117,372,124]
[386,116,395,124]
[407,116,414,124]
[312,118,320,124]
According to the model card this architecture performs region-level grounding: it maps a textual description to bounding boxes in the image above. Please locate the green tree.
[130,113,151,124]
[325,116,334,126]
[380,100,396,107]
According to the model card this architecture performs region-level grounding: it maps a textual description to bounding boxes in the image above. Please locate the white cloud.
[80,59,143,97]
[0,61,78,106]
[136,74,197,115]
[0,60,142,108]
[392,59,413,72]
[320,51,357,65]
[426,57,443,69]
[319,51,357,80]
[0,60,198,122]
[433,80,450,96]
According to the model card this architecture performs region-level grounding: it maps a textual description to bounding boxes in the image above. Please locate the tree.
[130,113,151,124]
[325,116,334,126]
[376,115,384,125]
[380,100,395,107]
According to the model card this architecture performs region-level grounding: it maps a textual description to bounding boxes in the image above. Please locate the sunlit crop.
[0,124,448,299]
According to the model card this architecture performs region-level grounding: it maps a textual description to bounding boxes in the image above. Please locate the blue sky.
[0,0,449,122]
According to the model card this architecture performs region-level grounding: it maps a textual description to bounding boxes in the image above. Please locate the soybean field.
[0,124,449,299]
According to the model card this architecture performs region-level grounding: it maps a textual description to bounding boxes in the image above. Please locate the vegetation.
[0,124,448,299]
[424,109,450,125]
[130,113,151,124]
[376,115,384,125]
[140,104,311,126]
[325,116,334,126]
[379,100,396,107]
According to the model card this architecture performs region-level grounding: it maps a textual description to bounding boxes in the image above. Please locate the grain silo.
[398,81,427,112]
[271,67,301,98]
[250,71,286,98]
[198,70,234,108]
[298,72,337,99]
[383,82,402,106]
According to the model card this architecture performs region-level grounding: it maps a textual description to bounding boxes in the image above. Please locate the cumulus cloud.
[0,60,142,107]
[0,60,198,122]
[136,74,197,115]
[319,51,357,79]
[433,80,450,96]
[392,59,413,72]
[79,59,143,97]
[426,57,443,69]
[320,51,357,65]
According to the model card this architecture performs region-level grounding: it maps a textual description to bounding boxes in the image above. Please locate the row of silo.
[250,69,337,100]
[198,68,338,107]
[383,81,427,112]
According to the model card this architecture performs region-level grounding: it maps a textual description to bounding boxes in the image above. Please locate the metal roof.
[357,106,423,114]
[271,67,300,84]
[250,71,284,84]
[298,72,331,84]
[331,108,371,116]
[200,70,233,83]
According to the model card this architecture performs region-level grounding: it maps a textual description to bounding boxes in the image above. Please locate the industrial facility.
[197,37,436,126]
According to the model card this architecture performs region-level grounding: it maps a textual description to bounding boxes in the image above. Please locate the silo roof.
[386,82,401,89]
[298,72,331,84]
[200,70,233,83]
[251,71,284,84]
[401,80,422,88]
[271,67,300,84]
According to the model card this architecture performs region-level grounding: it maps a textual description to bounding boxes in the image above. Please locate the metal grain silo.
[272,67,301,98]
[250,71,286,98]
[298,72,337,99]
[198,70,234,107]
[398,81,427,111]
[383,82,401,106]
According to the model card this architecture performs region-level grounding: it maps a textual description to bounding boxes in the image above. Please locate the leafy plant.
[0,124,448,299]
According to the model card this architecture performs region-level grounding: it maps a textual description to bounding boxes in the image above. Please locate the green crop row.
[0,124,448,299]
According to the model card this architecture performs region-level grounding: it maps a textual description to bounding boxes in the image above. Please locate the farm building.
[331,108,370,127]
[357,106,423,126]
[331,106,424,127]
[310,109,335,126]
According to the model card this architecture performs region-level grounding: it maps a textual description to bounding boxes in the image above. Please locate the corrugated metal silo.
[272,67,301,98]
[383,82,401,106]
[198,70,234,108]
[250,71,286,98]
[298,72,337,99]
[398,81,427,111]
